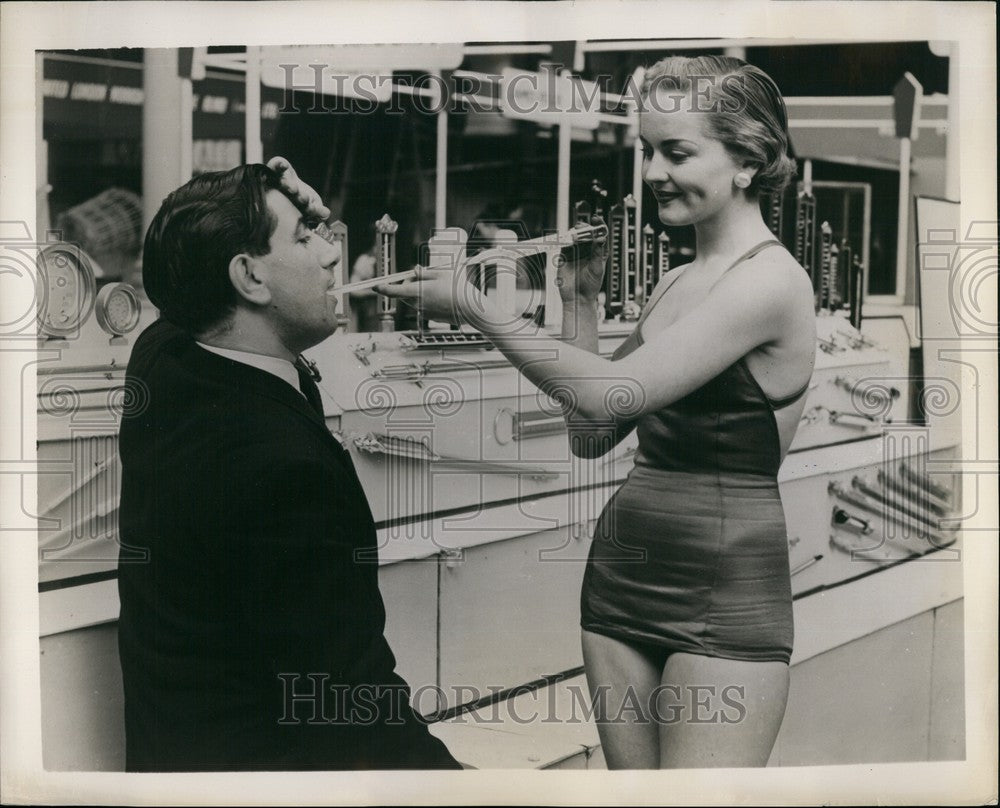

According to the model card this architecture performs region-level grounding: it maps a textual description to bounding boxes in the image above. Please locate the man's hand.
[267,156,331,221]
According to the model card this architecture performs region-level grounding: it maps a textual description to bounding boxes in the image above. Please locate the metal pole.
[891,72,921,304]
[545,112,573,328]
[895,136,911,301]
[244,46,262,164]
[556,109,572,229]
[435,71,448,230]
[945,47,959,201]
[179,81,193,182]
[36,52,51,235]
[142,49,191,231]
[547,72,572,329]
[630,67,645,232]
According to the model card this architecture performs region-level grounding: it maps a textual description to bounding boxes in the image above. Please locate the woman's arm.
[556,229,607,355]
[380,252,811,427]
[550,224,639,455]
[559,298,601,354]
[557,299,639,457]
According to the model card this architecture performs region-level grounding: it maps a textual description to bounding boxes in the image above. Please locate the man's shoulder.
[123,319,339,451]
[128,319,267,405]
[125,320,251,428]
[130,317,186,359]
[126,318,196,388]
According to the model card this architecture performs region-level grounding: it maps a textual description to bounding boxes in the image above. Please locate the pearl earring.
[734,172,752,189]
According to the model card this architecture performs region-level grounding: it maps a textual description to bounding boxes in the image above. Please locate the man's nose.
[320,240,342,271]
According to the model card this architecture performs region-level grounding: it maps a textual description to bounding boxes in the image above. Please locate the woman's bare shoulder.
[727,246,813,305]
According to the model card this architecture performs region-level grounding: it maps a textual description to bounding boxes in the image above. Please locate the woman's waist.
[631,446,780,479]
[633,416,780,476]
[625,458,780,490]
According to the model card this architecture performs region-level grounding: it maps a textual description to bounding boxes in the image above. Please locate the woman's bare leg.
[581,630,662,769]
[656,652,789,768]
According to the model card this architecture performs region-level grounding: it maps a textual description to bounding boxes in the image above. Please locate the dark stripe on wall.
[792,541,957,601]
[38,568,119,593]
[372,477,629,530]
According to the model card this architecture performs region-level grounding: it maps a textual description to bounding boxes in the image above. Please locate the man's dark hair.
[142,164,284,334]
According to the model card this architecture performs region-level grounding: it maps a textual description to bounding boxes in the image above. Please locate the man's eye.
[298,221,324,242]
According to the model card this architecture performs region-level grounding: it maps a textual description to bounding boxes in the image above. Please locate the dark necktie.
[296,357,357,467]
[294,357,325,418]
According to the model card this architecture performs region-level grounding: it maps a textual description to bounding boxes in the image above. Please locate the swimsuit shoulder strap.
[714,239,785,285]
[635,239,784,345]
[636,264,689,326]
[724,239,809,410]
[628,264,690,345]
[765,379,812,410]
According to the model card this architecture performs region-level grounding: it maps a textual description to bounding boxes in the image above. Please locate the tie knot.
[295,355,322,383]
[294,356,325,417]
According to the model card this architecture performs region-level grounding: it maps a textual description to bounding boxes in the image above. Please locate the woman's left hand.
[376,267,488,326]
[267,156,330,221]
[556,217,609,304]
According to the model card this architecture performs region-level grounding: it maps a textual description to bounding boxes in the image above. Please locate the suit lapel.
[174,331,334,443]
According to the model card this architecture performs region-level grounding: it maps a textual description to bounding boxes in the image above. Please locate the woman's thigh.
[581,630,666,770]
[656,652,789,768]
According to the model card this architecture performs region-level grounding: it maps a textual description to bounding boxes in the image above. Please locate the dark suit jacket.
[117,319,457,771]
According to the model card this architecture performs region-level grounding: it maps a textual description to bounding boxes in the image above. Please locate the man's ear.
[228,253,272,305]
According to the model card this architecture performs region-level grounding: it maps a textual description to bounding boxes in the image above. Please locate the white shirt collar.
[196,342,304,398]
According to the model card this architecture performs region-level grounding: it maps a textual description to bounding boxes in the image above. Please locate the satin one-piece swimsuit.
[580,240,807,664]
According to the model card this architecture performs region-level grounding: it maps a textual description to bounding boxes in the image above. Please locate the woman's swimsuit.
[580,240,807,664]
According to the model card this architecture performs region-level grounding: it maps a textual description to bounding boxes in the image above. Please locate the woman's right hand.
[556,217,609,304]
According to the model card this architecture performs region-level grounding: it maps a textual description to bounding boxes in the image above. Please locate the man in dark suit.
[117,161,459,771]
